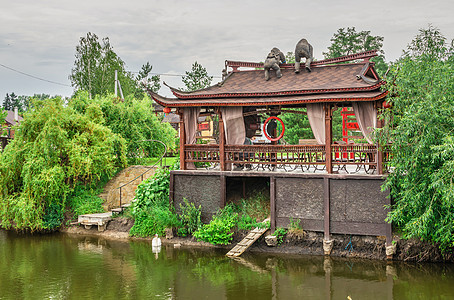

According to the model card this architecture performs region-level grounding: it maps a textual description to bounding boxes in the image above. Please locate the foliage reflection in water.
[0,230,453,299]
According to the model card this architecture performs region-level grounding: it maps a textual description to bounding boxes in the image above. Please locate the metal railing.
[183,143,387,174]
[116,140,168,209]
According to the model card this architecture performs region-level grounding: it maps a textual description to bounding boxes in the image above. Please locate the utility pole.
[115,70,118,97]
[114,70,124,99]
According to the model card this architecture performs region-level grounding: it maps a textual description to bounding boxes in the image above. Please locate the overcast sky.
[1,0,453,100]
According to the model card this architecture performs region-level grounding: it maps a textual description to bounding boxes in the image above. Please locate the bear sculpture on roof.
[264,47,286,81]
[294,38,314,73]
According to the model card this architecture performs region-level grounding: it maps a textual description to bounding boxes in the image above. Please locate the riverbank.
[61,216,454,263]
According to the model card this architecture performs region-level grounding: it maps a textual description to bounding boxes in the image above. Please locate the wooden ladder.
[226,218,270,257]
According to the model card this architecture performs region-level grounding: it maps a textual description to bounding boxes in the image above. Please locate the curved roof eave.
[148,90,388,108]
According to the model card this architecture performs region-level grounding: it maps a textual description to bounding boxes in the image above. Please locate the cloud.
[1,0,454,99]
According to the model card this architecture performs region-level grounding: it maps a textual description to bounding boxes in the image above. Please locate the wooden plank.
[171,170,387,180]
[226,218,270,257]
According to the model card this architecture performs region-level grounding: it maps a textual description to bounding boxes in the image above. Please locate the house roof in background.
[4,110,23,126]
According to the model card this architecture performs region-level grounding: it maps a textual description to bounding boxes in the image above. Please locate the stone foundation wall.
[170,171,391,242]
[173,174,221,222]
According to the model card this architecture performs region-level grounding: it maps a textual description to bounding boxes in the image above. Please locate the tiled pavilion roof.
[148,51,387,108]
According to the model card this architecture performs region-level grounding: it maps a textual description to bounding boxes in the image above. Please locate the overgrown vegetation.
[129,162,180,237]
[378,25,454,251]
[193,193,270,245]
[177,198,202,237]
[129,169,270,244]
[0,97,127,231]
[193,204,238,245]
[70,91,177,164]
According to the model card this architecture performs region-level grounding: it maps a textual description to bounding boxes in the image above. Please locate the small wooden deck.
[78,212,113,231]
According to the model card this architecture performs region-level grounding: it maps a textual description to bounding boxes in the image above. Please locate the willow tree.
[380,26,454,251]
[0,97,127,231]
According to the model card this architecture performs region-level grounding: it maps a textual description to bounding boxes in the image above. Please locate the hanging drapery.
[220,107,246,145]
[183,107,200,169]
[306,103,325,144]
[352,102,376,144]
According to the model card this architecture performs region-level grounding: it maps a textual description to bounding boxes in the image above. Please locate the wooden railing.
[183,143,387,174]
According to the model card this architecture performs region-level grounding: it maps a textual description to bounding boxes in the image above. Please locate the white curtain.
[183,107,200,169]
[352,102,377,144]
[221,107,246,145]
[306,103,325,144]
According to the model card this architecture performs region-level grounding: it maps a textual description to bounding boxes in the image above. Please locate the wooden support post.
[218,110,226,171]
[179,110,186,170]
[376,101,384,174]
[270,176,276,234]
[220,174,226,208]
[324,104,333,174]
[324,177,330,240]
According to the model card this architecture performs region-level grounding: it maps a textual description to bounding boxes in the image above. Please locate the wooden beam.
[376,101,384,174]
[218,110,226,171]
[324,104,333,174]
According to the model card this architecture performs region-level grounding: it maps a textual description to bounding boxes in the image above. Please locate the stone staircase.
[99,165,157,211]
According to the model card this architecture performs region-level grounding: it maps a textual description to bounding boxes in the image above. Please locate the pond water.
[1,230,453,299]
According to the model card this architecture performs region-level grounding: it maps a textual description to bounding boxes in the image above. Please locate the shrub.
[272,227,287,245]
[193,204,238,245]
[177,198,202,237]
[129,206,180,237]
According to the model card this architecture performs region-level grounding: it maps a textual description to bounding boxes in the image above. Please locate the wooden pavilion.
[149,50,389,175]
[148,50,393,256]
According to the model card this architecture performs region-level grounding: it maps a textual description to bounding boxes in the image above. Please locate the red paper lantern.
[383,101,392,109]
[163,107,171,114]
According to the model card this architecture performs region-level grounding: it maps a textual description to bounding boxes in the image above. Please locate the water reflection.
[0,230,453,299]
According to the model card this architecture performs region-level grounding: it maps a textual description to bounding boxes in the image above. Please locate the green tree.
[70,92,177,164]
[182,61,213,91]
[323,27,388,75]
[136,62,161,94]
[0,96,127,231]
[379,26,454,250]
[280,110,313,144]
[285,51,295,64]
[69,32,139,98]
[2,93,15,111]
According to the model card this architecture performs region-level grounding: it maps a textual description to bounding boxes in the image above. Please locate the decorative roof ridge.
[170,81,385,100]
[226,50,378,71]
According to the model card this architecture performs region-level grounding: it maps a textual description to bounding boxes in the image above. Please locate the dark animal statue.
[264,47,286,80]
[294,38,314,73]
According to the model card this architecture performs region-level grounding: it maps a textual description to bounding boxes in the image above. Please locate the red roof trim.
[225,50,378,70]
[151,91,388,108]
[171,81,385,99]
